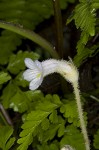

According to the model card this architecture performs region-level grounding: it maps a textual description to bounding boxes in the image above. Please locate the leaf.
[0,72,11,84]
[60,125,85,150]
[0,126,15,150]
[0,0,74,64]
[40,124,60,143]
[25,90,44,102]
[9,89,44,113]
[7,50,39,74]
[0,0,74,29]
[1,81,33,113]
[17,98,61,150]
[74,2,96,36]
[49,110,58,124]
[67,0,99,67]
[92,0,99,9]
[49,143,59,150]
[45,94,62,105]
[41,118,50,131]
[9,89,30,113]
[0,30,21,65]
[37,141,59,150]
[57,116,66,137]
[60,100,87,127]
[14,71,29,87]
[5,137,15,150]
[67,0,98,35]
[93,129,99,149]
[1,82,17,108]
[74,44,99,67]
[38,116,65,143]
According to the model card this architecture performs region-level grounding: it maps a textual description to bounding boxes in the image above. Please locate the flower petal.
[23,69,39,81]
[29,76,43,90]
[24,58,37,69]
[35,60,42,70]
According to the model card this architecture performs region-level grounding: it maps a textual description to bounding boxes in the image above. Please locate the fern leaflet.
[0,126,15,150]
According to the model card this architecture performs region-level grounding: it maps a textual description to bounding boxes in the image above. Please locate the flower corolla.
[23,58,78,90]
[23,58,43,90]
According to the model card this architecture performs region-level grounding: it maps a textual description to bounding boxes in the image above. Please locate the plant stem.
[0,103,13,126]
[73,82,90,150]
[52,0,64,58]
[0,20,59,59]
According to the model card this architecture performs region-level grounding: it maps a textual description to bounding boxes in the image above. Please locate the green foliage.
[0,72,11,84]
[0,0,74,65]
[0,0,71,29]
[2,81,43,112]
[1,82,18,108]
[0,30,21,65]
[67,0,99,66]
[93,129,99,149]
[0,126,15,150]
[7,50,39,74]
[60,125,85,150]
[37,141,59,150]
[17,94,62,150]
[60,99,87,127]
[0,0,98,149]
[0,49,39,111]
[16,93,89,150]
[74,45,99,66]
[67,0,98,35]
[74,2,96,36]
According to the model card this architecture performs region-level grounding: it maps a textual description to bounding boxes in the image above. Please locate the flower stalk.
[72,82,90,150]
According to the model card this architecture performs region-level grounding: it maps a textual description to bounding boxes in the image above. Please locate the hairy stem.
[52,0,64,58]
[73,82,90,150]
[0,20,59,59]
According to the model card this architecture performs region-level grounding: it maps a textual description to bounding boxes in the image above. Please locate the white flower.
[23,58,78,90]
[23,58,43,90]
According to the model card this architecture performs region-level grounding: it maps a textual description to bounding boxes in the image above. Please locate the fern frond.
[17,98,61,150]
[67,0,99,66]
